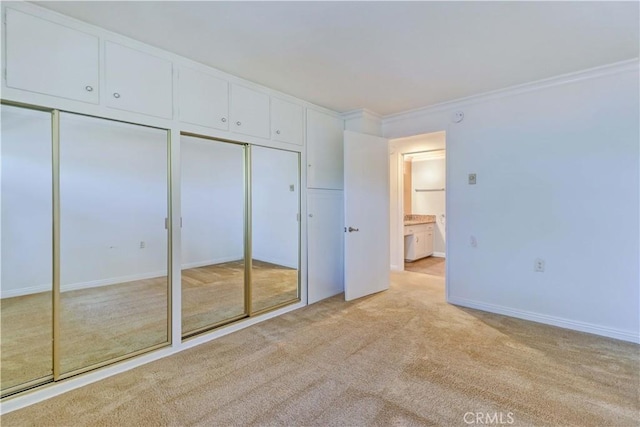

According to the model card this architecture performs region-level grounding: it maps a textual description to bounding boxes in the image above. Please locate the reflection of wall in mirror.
[1,116,243,298]
[181,135,244,269]
[1,106,53,297]
[252,146,299,269]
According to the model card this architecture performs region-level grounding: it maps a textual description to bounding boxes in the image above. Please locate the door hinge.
[164,218,169,229]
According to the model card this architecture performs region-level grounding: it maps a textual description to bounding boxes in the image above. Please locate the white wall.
[384,62,640,342]
[59,113,168,289]
[412,156,446,255]
[252,146,300,269]
[1,106,53,297]
[181,136,244,268]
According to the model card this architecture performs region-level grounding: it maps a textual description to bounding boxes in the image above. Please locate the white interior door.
[344,130,390,301]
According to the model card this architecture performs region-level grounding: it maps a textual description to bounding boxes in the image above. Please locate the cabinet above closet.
[5,8,100,104]
[2,3,316,149]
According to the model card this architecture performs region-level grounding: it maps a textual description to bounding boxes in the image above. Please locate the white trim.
[383,58,640,124]
[341,108,382,121]
[180,256,243,270]
[447,296,639,344]
[0,300,305,414]
[432,252,445,258]
[1,257,244,298]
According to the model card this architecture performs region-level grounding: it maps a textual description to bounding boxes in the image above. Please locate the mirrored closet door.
[1,105,53,394]
[58,113,170,376]
[250,146,300,313]
[181,135,247,336]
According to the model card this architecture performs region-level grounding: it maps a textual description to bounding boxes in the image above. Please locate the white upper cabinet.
[306,109,344,189]
[230,84,270,139]
[271,97,304,146]
[5,8,99,104]
[105,42,173,119]
[178,67,229,130]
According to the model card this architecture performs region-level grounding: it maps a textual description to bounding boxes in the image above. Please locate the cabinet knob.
[221,118,227,123]
[85,85,94,92]
[236,121,241,126]
[113,92,121,99]
[276,130,281,135]
[308,164,312,167]
[309,214,313,218]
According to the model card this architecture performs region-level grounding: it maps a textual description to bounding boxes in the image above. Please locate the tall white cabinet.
[306,109,345,304]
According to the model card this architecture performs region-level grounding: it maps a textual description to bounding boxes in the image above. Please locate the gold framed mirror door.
[180,135,248,336]
[180,137,301,339]
[1,106,172,397]
[249,146,300,314]
[0,104,54,395]
[57,113,171,377]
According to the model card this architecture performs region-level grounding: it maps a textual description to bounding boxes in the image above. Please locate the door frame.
[389,131,449,291]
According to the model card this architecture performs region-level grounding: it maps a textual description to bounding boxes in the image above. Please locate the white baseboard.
[447,296,640,344]
[253,256,298,270]
[432,252,446,258]
[1,256,244,298]
[181,255,243,270]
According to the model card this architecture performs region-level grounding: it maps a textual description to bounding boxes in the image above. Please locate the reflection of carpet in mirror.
[182,260,299,332]
[0,260,298,392]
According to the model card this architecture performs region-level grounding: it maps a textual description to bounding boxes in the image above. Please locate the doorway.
[389,131,447,279]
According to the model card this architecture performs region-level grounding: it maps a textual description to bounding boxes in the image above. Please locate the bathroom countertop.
[404,214,436,226]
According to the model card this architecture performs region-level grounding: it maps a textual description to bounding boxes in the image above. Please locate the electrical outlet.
[468,173,477,185]
[534,258,545,272]
[470,236,477,248]
[140,241,146,249]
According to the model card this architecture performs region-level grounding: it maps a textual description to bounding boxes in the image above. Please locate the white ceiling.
[34,1,639,116]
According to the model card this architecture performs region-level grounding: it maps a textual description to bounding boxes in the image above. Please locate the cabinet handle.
[85,85,94,92]
[113,92,121,99]
[308,214,313,218]
[276,130,281,135]
[236,121,241,126]
[416,237,419,242]
[221,118,227,123]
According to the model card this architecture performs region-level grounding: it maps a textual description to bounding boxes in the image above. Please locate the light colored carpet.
[2,271,638,426]
[1,260,298,391]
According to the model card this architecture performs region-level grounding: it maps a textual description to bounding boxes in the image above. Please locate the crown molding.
[383,58,640,125]
[341,108,383,121]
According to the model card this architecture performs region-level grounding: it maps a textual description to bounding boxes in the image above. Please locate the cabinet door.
[5,8,99,104]
[230,84,269,139]
[416,231,428,258]
[105,42,173,119]
[178,67,229,130]
[271,97,303,145]
[306,109,344,189]
[404,234,417,261]
[424,228,434,256]
[308,190,344,304]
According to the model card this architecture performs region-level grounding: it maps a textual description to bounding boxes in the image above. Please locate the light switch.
[468,173,477,185]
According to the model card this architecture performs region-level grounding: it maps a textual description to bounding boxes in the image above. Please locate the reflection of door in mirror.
[1,105,53,395]
[251,146,300,313]
[58,113,170,376]
[181,135,247,336]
